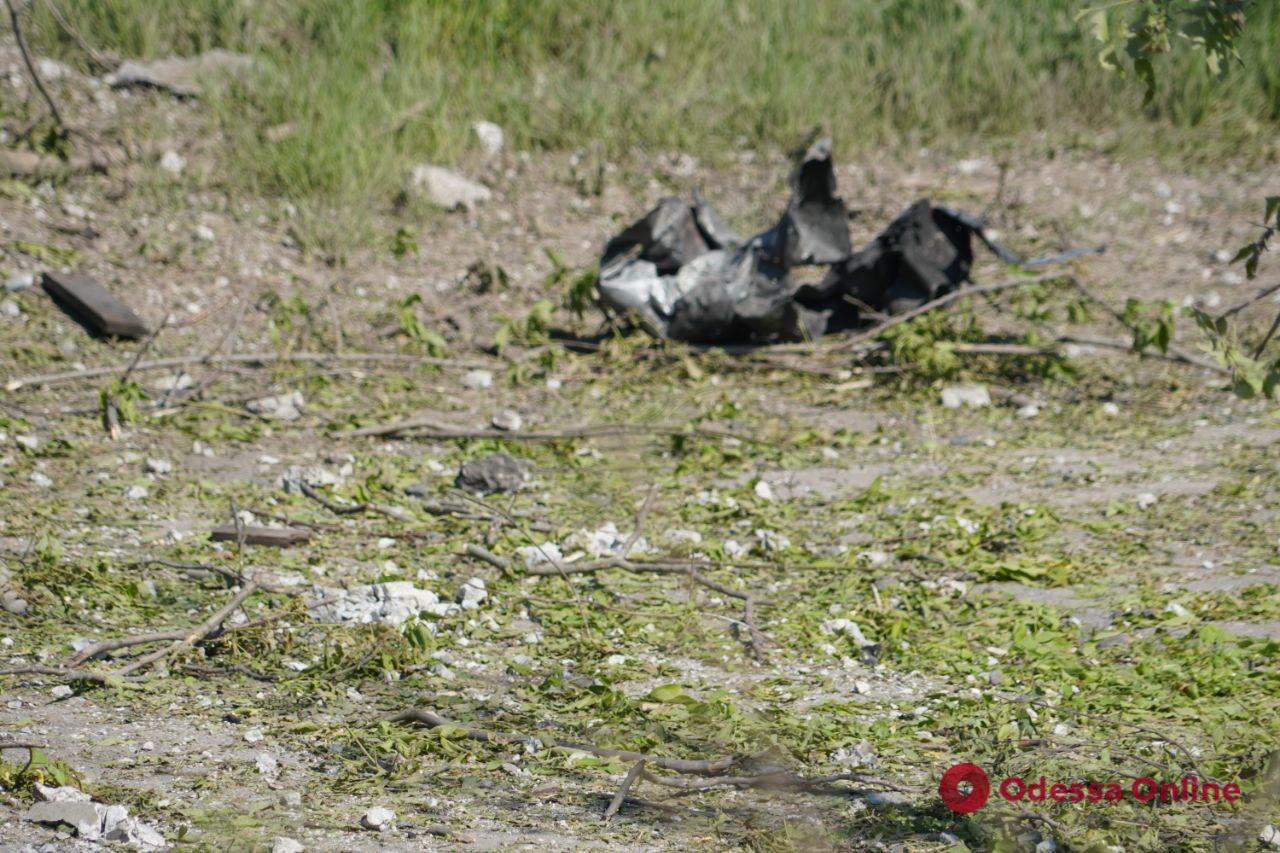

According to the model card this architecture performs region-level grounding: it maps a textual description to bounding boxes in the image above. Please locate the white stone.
[1260,825,1280,849]
[125,484,148,501]
[491,409,523,431]
[456,577,488,610]
[753,480,775,501]
[472,120,505,156]
[29,471,52,488]
[273,837,306,853]
[1136,492,1158,510]
[407,165,491,211]
[360,807,396,831]
[940,384,991,408]
[51,685,73,699]
[0,299,19,317]
[461,369,493,390]
[662,528,703,546]
[159,150,186,175]
[1101,402,1120,416]
[1165,601,1191,618]
[255,752,279,775]
[243,727,264,744]
[1016,404,1040,419]
[15,434,38,450]
[145,458,172,475]
[247,391,304,421]
[516,542,562,567]
[193,224,216,242]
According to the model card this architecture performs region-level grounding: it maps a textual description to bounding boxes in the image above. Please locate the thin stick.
[829,274,1067,352]
[39,0,114,72]
[1057,334,1229,375]
[7,351,492,390]
[1219,281,1280,320]
[5,0,66,131]
[1251,307,1280,359]
[112,579,260,677]
[604,760,645,821]
[349,418,755,445]
[0,665,113,684]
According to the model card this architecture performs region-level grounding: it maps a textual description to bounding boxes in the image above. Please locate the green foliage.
[1231,194,1279,279]
[493,299,554,354]
[1121,297,1176,354]
[1078,0,1248,101]
[1192,308,1280,398]
[396,293,447,357]
[389,226,418,259]
[544,248,600,322]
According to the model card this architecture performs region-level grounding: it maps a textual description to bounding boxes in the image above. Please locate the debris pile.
[24,784,164,848]
[311,581,456,626]
[598,140,1099,344]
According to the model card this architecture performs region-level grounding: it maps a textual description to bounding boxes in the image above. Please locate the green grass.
[27,0,1280,239]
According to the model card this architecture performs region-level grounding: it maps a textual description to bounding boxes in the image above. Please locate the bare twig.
[604,760,645,821]
[1057,334,1229,375]
[1251,307,1280,359]
[39,0,114,72]
[348,418,756,446]
[1218,281,1280,320]
[0,665,113,684]
[111,579,260,677]
[7,351,492,390]
[5,0,67,131]
[828,273,1068,352]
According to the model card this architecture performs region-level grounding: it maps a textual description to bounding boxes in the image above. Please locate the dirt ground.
[2,45,1280,853]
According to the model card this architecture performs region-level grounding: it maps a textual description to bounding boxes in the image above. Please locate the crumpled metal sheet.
[597,140,1100,344]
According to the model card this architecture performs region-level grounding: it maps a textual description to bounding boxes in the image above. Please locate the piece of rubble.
[311,582,456,626]
[159,150,186,175]
[209,525,311,548]
[5,271,34,292]
[515,542,563,567]
[456,577,487,610]
[461,369,493,390]
[125,484,148,501]
[51,685,72,699]
[940,384,991,409]
[821,618,881,662]
[145,458,172,475]
[273,837,306,853]
[1,298,20,318]
[1136,492,1158,510]
[106,49,256,97]
[491,409,523,431]
[255,752,279,775]
[407,165,491,211]
[830,739,877,767]
[25,786,163,847]
[360,807,396,831]
[280,464,342,493]
[2,591,29,615]
[567,522,650,557]
[246,391,304,421]
[662,528,703,545]
[472,120,504,156]
[456,452,528,494]
[1260,825,1280,849]
[41,272,149,339]
[244,727,265,744]
[25,800,104,840]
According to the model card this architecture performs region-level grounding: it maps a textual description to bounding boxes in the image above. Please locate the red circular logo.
[939,763,990,813]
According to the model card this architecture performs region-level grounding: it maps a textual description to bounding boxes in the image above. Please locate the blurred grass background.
[29,0,1280,212]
